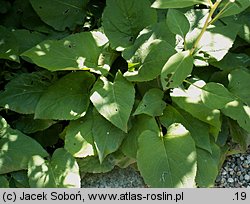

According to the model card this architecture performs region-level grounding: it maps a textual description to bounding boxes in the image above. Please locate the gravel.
[81,166,146,188]
[215,149,250,188]
[81,150,250,188]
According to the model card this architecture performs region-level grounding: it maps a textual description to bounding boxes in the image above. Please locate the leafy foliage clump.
[0,0,249,188]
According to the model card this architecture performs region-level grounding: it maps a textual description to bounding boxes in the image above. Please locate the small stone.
[240,156,245,161]
[228,178,234,183]
[243,163,249,168]
[247,155,250,161]
[216,176,221,183]
[244,175,250,181]
[222,171,227,175]
[236,158,241,166]
[221,178,226,184]
[235,183,241,188]
[236,171,241,176]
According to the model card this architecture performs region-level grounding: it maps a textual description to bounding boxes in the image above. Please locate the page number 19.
[234,192,247,201]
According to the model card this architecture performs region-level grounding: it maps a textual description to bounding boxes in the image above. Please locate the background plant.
[0,0,249,188]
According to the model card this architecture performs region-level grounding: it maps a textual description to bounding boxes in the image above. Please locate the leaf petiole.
[190,0,222,55]
[208,0,235,25]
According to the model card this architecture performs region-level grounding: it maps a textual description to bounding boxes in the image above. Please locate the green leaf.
[20,0,53,33]
[161,51,194,90]
[211,52,250,71]
[77,156,115,174]
[218,0,250,18]
[0,25,19,62]
[160,105,212,153]
[12,29,46,54]
[11,171,29,188]
[28,148,80,188]
[185,8,209,30]
[121,115,159,158]
[22,32,103,72]
[228,69,250,105]
[13,115,55,134]
[171,82,221,136]
[35,71,95,120]
[228,119,250,152]
[221,69,250,132]
[90,72,135,132]
[0,175,9,188]
[137,124,197,187]
[92,110,126,163]
[133,88,166,117]
[123,22,176,82]
[30,0,88,31]
[0,116,48,174]
[222,100,250,132]
[151,0,210,8]
[238,12,250,43]
[65,110,95,158]
[102,0,157,50]
[187,24,240,61]
[0,0,11,14]
[196,143,221,187]
[166,9,190,38]
[201,82,235,109]
[31,124,62,148]
[123,22,176,60]
[0,71,54,114]
[124,40,176,82]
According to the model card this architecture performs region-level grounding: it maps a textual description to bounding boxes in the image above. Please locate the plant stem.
[183,79,204,89]
[208,1,232,25]
[190,0,222,55]
[208,0,214,7]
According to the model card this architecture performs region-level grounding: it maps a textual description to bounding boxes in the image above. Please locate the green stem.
[183,79,203,89]
[208,0,214,7]
[190,0,222,55]
[156,116,163,138]
[208,1,232,25]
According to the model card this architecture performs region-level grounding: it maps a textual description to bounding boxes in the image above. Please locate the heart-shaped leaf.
[0,116,48,174]
[28,148,80,188]
[90,72,135,132]
[137,124,197,187]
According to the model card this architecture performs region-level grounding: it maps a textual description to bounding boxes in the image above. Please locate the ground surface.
[81,150,250,188]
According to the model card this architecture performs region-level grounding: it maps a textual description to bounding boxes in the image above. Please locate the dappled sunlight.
[91,88,123,122]
[0,116,48,175]
[224,100,250,118]
[187,151,197,164]
[34,43,51,57]
[226,100,240,107]
[243,105,250,116]
[171,83,221,129]
[8,134,18,142]
[1,143,9,152]
[63,171,80,187]
[35,51,46,56]
[76,57,87,69]
[168,123,189,136]
[71,132,95,157]
[91,31,109,47]
[69,109,86,118]
[70,110,79,117]
[29,150,80,188]
[160,126,197,187]
[0,39,4,46]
